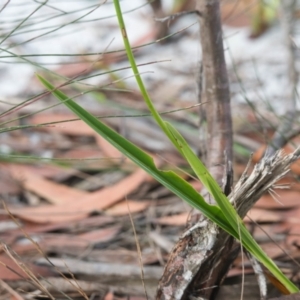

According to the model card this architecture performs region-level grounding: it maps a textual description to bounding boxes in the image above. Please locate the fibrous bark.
[197,0,233,188]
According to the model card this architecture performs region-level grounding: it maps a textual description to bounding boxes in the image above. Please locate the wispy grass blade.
[112,0,182,154]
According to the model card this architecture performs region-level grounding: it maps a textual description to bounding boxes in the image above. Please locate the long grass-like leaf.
[38,73,298,293]
[36,0,299,292]
[165,122,298,292]
[37,74,234,235]
[112,0,299,293]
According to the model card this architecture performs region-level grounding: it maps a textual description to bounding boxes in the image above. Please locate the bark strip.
[197,0,233,188]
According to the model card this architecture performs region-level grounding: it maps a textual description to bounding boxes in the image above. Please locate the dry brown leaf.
[0,168,22,195]
[245,208,282,223]
[39,234,90,250]
[5,215,115,239]
[270,222,300,250]
[84,248,158,265]
[0,254,53,280]
[129,297,148,300]
[104,291,114,300]
[7,164,87,205]
[30,114,94,136]
[54,61,95,77]
[154,212,189,226]
[30,114,133,164]
[256,190,300,209]
[189,180,202,191]
[77,225,120,244]
[260,242,288,259]
[282,209,300,225]
[38,226,120,250]
[1,163,75,181]
[9,168,149,223]
[221,0,259,27]
[105,200,150,216]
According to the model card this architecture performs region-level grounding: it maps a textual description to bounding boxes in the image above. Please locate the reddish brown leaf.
[7,164,87,205]
[1,163,75,181]
[4,215,115,239]
[39,234,89,250]
[189,180,202,191]
[256,190,300,209]
[30,114,94,136]
[0,254,53,280]
[30,114,133,164]
[220,0,264,28]
[77,225,120,244]
[9,168,149,223]
[261,242,288,259]
[154,212,189,226]
[104,292,114,300]
[245,208,282,223]
[283,209,300,225]
[54,62,94,77]
[105,200,150,216]
[0,168,22,195]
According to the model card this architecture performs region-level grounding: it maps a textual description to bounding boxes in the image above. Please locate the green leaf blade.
[37,74,235,235]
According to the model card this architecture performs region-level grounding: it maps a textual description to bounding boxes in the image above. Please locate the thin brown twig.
[127,198,149,300]
[2,245,55,300]
[2,201,90,299]
[61,262,89,300]
[0,102,206,133]
[0,279,24,300]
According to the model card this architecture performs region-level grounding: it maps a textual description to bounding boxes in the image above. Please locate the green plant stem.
[113,0,181,154]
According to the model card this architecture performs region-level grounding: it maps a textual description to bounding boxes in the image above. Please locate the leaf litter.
[1,1,300,299]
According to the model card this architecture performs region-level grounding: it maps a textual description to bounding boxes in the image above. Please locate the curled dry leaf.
[7,164,87,205]
[8,168,149,223]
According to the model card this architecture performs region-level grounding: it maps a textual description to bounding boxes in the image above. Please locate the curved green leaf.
[37,74,234,234]
[112,0,299,293]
